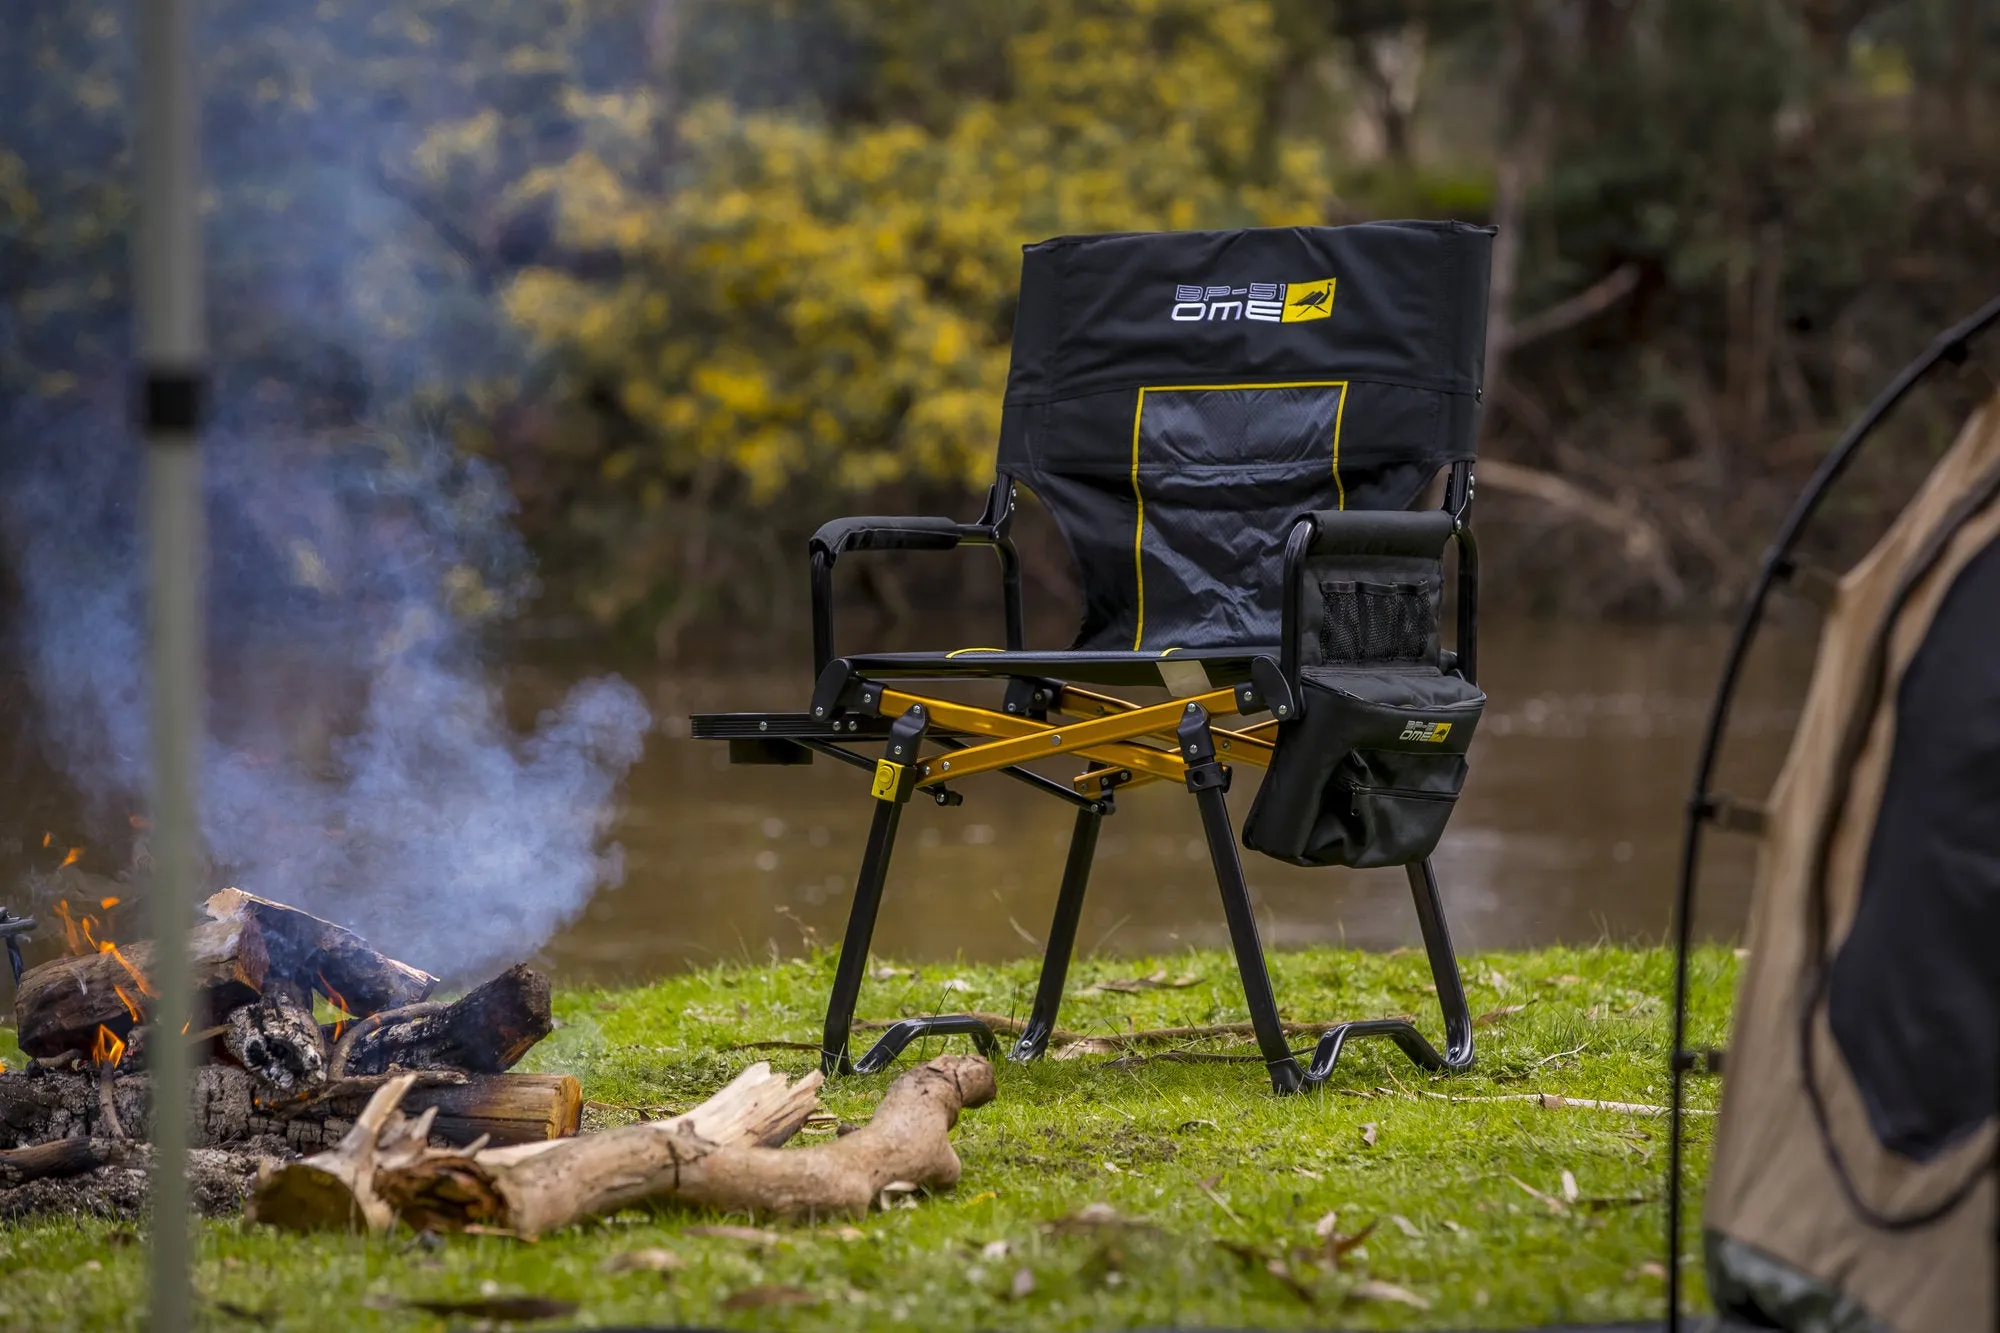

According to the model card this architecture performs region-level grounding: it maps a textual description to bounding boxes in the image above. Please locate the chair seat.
[840,646,1278,688]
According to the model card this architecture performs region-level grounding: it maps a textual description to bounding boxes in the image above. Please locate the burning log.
[12,916,267,1057]
[331,964,551,1077]
[202,888,437,1015]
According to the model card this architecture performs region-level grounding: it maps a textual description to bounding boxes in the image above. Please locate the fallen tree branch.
[1415,1090,1712,1117]
[374,1055,990,1237]
[1502,263,1641,353]
[1474,460,1685,604]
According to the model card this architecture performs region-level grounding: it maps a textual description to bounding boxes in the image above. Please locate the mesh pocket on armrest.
[1317,579,1436,664]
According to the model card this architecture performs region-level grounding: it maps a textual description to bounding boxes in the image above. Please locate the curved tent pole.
[1665,293,2000,1333]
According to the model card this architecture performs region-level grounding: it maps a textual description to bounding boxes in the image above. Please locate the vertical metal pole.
[138,1,205,1329]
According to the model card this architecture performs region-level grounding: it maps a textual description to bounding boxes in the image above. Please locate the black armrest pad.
[1297,509,1454,559]
[810,515,966,558]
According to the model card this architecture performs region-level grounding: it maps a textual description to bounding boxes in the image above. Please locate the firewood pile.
[0,888,576,1220]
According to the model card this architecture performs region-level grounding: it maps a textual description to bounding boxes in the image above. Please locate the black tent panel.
[1828,533,2000,1161]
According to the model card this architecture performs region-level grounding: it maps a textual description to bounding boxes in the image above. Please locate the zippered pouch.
[1242,669,1484,869]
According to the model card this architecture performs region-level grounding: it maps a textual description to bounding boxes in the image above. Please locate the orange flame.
[54,900,83,955]
[317,970,353,1040]
[102,941,157,999]
[41,832,51,848]
[113,983,143,1025]
[91,1025,126,1069]
[99,895,120,911]
[128,814,149,830]
[58,847,81,870]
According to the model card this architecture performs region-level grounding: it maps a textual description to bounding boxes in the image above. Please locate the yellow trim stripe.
[1129,380,1350,648]
[944,647,1003,658]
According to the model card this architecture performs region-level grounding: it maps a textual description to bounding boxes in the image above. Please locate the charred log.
[333,964,551,1077]
[223,999,328,1097]
[0,1136,139,1187]
[0,1066,578,1153]
[203,888,437,1016]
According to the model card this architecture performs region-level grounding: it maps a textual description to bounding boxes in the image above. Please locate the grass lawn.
[0,943,1736,1331]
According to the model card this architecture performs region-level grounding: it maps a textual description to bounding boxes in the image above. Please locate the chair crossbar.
[875,686,1243,787]
[1073,721,1276,792]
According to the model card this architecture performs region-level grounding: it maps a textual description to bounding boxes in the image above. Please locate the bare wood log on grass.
[333,964,550,1077]
[245,1072,444,1232]
[13,917,268,1057]
[375,1056,989,1237]
[204,888,436,1015]
[254,1059,818,1235]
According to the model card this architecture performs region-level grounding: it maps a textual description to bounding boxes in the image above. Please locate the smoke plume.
[0,3,653,980]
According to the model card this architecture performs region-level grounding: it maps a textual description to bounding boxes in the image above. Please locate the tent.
[1676,349,2000,1330]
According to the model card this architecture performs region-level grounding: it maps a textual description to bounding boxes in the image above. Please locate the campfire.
[1,886,1000,1236]
[0,887,576,1219]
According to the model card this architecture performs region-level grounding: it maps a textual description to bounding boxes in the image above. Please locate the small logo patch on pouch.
[1399,720,1452,743]
[870,759,905,801]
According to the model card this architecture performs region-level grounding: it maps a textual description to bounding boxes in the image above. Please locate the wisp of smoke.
[0,6,653,980]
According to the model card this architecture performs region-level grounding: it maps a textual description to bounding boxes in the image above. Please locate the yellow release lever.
[870,759,904,802]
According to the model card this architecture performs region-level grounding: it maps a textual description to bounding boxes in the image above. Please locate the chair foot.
[1181,704,1476,1096]
[849,1014,1001,1074]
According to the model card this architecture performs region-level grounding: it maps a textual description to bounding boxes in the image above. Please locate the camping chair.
[693,221,1494,1094]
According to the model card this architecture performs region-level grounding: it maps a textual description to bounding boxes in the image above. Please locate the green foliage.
[0,944,1734,1328]
[508,0,1331,504]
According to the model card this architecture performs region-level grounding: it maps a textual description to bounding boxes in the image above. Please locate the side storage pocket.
[1242,671,1484,869]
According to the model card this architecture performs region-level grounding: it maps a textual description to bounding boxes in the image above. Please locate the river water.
[0,621,1811,987]
[532,621,1812,984]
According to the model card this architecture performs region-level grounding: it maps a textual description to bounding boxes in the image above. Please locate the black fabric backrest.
[996,222,1492,652]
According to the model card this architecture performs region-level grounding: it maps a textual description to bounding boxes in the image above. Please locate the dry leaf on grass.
[1637,1261,1668,1279]
[373,1295,580,1322]
[1294,1165,1323,1181]
[980,1239,1011,1261]
[683,1224,781,1247]
[1079,970,1200,996]
[721,1285,819,1311]
[1349,1279,1430,1310]
[1009,1268,1037,1300]
[1360,1122,1379,1147]
[1510,1175,1568,1213]
[1052,1037,1121,1059]
[1390,1214,1422,1238]
[1176,1118,1219,1132]
[1475,1004,1528,1025]
[1561,1169,1580,1203]
[1217,1241,1316,1305]
[600,1248,684,1275]
[1044,1202,1150,1234]
[1322,1219,1377,1268]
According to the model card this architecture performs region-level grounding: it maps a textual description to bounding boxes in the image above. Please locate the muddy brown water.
[539,621,1811,984]
[0,622,1812,989]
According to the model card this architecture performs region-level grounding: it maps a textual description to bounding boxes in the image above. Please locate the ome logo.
[1170,278,1335,324]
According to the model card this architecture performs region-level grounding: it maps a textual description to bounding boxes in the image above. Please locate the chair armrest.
[809,515,985,560]
[807,489,1023,673]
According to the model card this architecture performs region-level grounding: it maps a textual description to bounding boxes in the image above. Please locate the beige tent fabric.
[1706,389,2000,1333]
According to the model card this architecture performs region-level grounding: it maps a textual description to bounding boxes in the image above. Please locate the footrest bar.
[848,1014,1002,1074]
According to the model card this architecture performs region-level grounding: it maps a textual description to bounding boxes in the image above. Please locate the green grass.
[0,944,1736,1331]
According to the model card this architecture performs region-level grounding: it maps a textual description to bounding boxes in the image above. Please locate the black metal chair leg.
[1180,705,1308,1093]
[1010,806,1103,1062]
[1297,856,1475,1082]
[819,794,905,1075]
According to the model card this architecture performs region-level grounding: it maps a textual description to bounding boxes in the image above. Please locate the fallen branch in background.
[1501,263,1641,353]
[1475,459,1685,606]
[1415,1091,1711,1117]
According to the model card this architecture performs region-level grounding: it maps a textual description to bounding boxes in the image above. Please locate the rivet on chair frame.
[758,721,768,731]
[1050,734,1061,745]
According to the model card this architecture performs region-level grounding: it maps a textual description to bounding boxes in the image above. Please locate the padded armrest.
[810,515,975,560]
[1296,509,1454,559]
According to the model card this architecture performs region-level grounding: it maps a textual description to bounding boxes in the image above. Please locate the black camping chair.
[693,221,1494,1094]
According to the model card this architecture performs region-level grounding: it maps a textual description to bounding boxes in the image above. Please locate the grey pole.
[137,1,204,1328]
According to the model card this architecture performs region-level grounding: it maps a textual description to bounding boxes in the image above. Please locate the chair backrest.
[996,222,1493,652]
